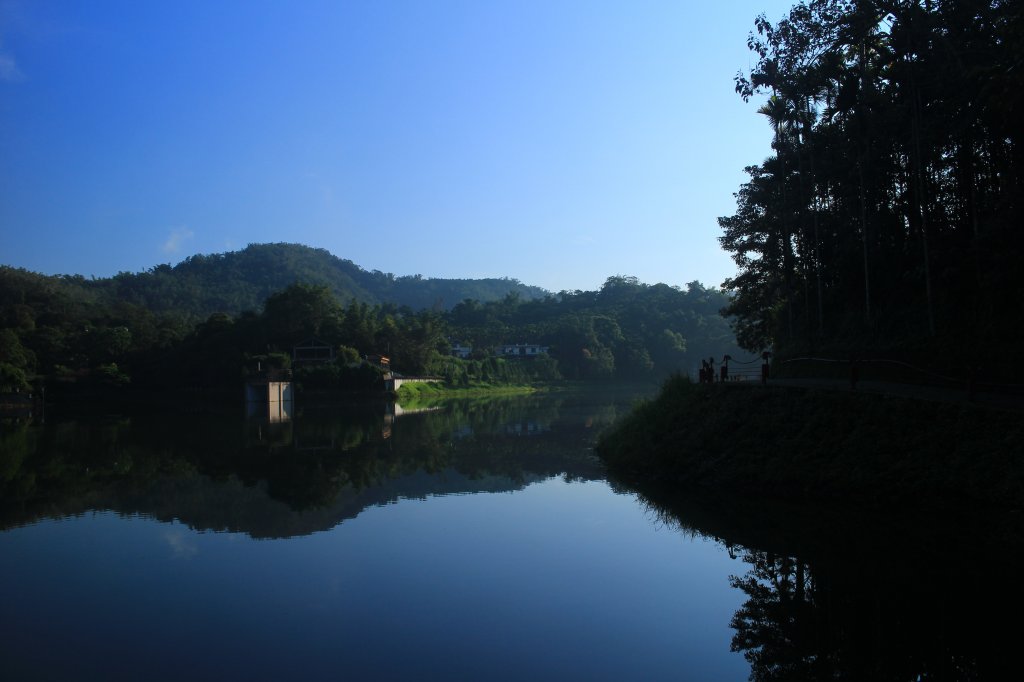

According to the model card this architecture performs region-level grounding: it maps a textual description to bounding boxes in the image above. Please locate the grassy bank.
[596,375,1024,509]
[394,381,543,405]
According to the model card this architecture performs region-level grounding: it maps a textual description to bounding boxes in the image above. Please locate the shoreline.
[596,376,1024,510]
[393,381,561,405]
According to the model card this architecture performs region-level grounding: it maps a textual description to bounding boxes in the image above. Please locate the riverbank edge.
[393,380,567,405]
[393,379,661,406]
[596,375,1024,510]
[12,380,627,415]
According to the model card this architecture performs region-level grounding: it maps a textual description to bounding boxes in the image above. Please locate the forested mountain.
[97,242,549,316]
[1,255,742,391]
[141,278,743,389]
[0,243,554,391]
[720,0,1022,372]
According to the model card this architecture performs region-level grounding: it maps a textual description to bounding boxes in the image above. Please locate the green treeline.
[1,241,551,392]
[719,0,1022,372]
[1,259,743,391]
[445,276,740,381]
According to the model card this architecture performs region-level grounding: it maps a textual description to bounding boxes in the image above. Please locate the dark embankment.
[597,376,1024,509]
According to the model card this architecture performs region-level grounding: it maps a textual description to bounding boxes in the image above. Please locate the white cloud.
[164,529,198,559]
[161,226,194,254]
[304,171,335,206]
[0,52,24,81]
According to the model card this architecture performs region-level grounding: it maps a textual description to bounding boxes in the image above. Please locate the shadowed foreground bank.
[596,376,1024,509]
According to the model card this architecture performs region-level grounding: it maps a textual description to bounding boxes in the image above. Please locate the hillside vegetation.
[84,242,548,317]
[1,247,743,392]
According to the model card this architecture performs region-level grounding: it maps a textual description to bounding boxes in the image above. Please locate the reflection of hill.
[3,468,546,540]
[0,393,625,538]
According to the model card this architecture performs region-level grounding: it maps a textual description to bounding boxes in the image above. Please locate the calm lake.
[1,389,1019,680]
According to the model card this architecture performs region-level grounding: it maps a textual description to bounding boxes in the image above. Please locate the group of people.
[698,351,773,384]
[699,355,730,384]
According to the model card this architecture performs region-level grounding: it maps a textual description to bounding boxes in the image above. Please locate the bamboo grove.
[719,0,1022,369]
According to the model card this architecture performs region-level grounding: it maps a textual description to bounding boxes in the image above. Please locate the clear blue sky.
[1,0,795,293]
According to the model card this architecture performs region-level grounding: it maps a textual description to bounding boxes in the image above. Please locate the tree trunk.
[912,86,936,337]
[858,39,872,324]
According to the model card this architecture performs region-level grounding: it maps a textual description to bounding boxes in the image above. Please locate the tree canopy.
[1,261,742,391]
[720,0,1022,372]
[100,243,549,317]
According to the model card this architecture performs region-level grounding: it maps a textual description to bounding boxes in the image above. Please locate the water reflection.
[0,391,635,538]
[623,482,1023,681]
[6,389,1017,679]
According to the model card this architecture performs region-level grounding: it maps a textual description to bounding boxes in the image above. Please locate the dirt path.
[765,377,1024,412]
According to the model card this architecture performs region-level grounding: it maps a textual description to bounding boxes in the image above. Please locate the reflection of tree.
[729,551,821,681]
[726,545,1015,681]
[0,419,33,482]
[622,482,1019,681]
[1,391,626,535]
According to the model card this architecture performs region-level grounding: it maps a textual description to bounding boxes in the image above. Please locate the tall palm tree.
[758,93,797,340]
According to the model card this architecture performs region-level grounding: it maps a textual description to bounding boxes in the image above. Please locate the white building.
[496,344,549,358]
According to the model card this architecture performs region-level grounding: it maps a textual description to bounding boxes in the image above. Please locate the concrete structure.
[245,379,294,423]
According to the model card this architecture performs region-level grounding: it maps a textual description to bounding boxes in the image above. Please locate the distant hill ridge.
[56,243,550,317]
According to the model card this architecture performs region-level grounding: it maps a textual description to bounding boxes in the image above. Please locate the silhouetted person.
[761,351,771,385]
[707,357,715,383]
[721,354,731,382]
